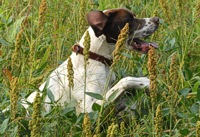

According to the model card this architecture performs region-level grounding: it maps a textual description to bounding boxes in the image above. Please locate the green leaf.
[47,89,55,102]
[192,81,200,92]
[178,88,190,97]
[92,102,101,111]
[107,89,119,102]
[88,111,99,122]
[39,46,51,67]
[13,126,18,136]
[7,16,13,25]
[162,107,170,117]
[32,62,47,75]
[193,76,200,81]
[93,0,99,5]
[191,81,200,100]
[0,58,3,62]
[184,67,193,80]
[197,90,200,101]
[62,106,75,115]
[0,38,11,47]
[0,14,6,23]
[76,113,84,124]
[47,121,58,128]
[85,92,103,100]
[67,99,78,107]
[180,129,190,136]
[177,112,188,119]
[169,37,176,47]
[32,46,51,76]
[0,118,9,134]
[190,104,199,114]
[6,16,26,42]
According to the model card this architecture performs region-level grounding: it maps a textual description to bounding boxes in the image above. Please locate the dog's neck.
[78,27,116,60]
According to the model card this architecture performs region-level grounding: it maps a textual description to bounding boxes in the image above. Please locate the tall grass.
[0,0,200,136]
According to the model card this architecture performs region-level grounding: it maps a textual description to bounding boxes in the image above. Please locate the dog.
[20,8,159,114]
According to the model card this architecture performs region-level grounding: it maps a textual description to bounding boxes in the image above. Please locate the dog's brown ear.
[87,11,108,37]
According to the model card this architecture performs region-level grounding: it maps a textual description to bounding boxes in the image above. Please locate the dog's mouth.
[127,38,158,53]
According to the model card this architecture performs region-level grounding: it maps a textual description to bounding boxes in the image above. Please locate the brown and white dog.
[22,8,159,114]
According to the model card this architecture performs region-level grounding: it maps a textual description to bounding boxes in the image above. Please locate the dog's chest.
[71,53,115,93]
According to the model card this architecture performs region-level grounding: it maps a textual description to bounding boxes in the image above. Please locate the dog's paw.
[138,77,150,89]
[124,77,150,89]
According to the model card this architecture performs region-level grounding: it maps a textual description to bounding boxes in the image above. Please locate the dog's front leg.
[105,77,150,103]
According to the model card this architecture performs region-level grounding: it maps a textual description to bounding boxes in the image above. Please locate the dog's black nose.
[152,17,159,24]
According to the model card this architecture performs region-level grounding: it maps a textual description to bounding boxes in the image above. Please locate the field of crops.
[0,0,200,136]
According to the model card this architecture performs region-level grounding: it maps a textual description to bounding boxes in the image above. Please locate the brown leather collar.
[72,44,112,66]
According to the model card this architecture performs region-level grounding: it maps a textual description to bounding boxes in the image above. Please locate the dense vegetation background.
[0,0,200,136]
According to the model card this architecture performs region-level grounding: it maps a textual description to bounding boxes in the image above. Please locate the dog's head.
[87,8,159,53]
